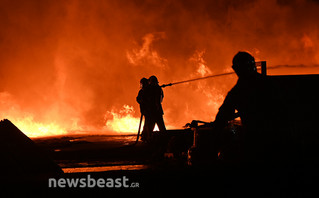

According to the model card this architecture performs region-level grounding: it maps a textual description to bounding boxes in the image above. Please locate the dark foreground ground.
[1,134,318,197]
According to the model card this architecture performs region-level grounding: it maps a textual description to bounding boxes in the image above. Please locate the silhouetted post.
[261,61,267,76]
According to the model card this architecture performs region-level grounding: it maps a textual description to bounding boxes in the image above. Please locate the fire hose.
[160,71,235,88]
[160,63,316,88]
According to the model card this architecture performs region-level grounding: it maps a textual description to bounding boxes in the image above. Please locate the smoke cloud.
[0,0,319,136]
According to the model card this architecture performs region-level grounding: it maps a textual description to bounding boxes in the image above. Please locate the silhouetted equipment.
[184,120,241,166]
[267,74,319,162]
[256,61,267,76]
[186,121,209,166]
[135,114,143,144]
[261,61,267,76]
[0,119,63,182]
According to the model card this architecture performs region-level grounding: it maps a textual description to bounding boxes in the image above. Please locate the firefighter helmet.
[149,75,159,84]
[232,51,257,77]
[140,77,148,88]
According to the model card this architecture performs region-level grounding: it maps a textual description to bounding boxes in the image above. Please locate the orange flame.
[1,0,319,138]
[104,105,162,133]
[14,117,67,138]
[104,105,141,133]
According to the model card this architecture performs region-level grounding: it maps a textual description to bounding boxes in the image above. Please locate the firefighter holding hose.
[136,76,166,143]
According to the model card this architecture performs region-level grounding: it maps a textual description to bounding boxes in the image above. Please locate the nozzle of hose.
[161,83,173,88]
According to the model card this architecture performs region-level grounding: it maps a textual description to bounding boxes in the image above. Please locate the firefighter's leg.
[156,114,166,132]
[143,116,155,142]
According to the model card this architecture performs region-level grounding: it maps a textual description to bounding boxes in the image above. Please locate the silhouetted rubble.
[0,119,63,184]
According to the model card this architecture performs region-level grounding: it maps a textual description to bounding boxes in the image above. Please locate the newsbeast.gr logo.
[48,175,139,188]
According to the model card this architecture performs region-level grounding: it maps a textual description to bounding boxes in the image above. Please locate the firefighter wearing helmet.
[213,51,283,163]
[137,75,166,143]
[143,76,166,141]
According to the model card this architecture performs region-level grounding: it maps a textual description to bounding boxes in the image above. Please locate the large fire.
[0,0,319,137]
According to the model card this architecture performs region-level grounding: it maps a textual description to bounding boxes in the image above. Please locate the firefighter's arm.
[160,88,164,102]
[213,91,237,128]
[136,90,143,104]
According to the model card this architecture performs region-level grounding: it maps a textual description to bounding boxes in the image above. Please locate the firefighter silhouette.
[137,76,166,142]
[213,51,284,163]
